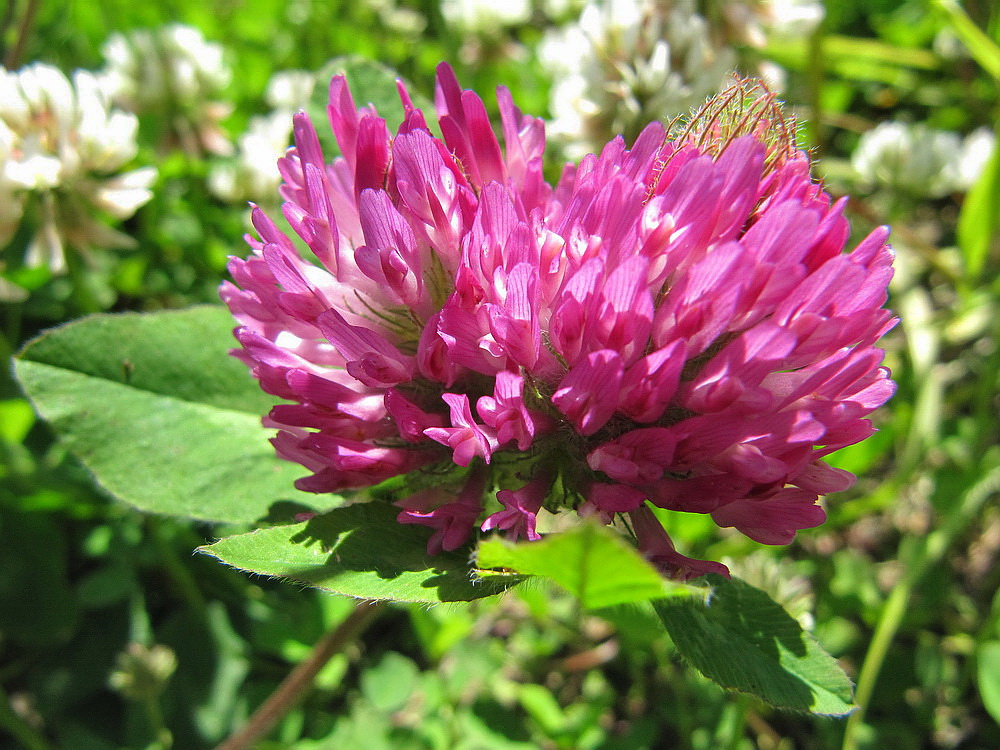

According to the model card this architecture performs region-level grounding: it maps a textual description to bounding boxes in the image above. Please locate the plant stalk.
[842,460,1000,750]
[214,599,385,750]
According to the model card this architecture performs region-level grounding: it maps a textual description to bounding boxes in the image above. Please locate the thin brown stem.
[214,599,385,750]
[5,0,39,69]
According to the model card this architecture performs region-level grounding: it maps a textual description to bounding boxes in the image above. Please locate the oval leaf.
[14,306,321,524]
[977,641,1000,725]
[654,575,856,716]
[201,502,517,603]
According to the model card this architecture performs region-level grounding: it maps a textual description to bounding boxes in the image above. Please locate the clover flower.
[0,62,155,273]
[710,0,824,91]
[99,24,232,155]
[541,0,736,157]
[222,66,895,580]
[441,0,533,34]
[852,121,964,199]
[955,127,996,193]
[714,0,825,48]
[851,121,998,199]
[209,71,317,206]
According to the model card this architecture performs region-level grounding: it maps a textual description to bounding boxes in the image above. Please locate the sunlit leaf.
[978,641,1000,725]
[200,502,518,603]
[477,522,697,610]
[14,306,321,524]
[957,130,1000,283]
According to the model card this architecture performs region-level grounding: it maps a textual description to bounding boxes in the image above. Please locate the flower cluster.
[853,121,996,199]
[99,24,232,155]
[0,63,155,273]
[541,0,735,156]
[223,65,896,579]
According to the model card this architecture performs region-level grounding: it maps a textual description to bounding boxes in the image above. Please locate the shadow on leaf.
[654,575,855,715]
[274,501,515,603]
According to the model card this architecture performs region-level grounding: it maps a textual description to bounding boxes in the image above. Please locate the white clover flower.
[209,70,317,205]
[852,121,964,199]
[265,70,317,111]
[0,63,156,273]
[100,24,233,155]
[101,24,230,111]
[715,0,824,48]
[0,119,25,248]
[541,0,736,157]
[440,0,538,63]
[955,127,996,192]
[208,111,294,205]
[441,0,533,33]
[359,0,428,36]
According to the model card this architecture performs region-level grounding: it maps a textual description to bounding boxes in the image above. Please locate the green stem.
[1,304,21,360]
[147,517,208,617]
[718,693,751,750]
[842,459,1000,750]
[143,693,172,750]
[933,0,1000,80]
[804,16,826,154]
[214,599,385,750]
[64,249,106,315]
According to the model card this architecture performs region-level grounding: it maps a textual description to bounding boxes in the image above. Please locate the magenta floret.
[222,64,896,578]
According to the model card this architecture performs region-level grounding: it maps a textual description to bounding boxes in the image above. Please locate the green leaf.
[476,522,697,610]
[977,641,1000,725]
[933,0,1000,80]
[14,306,321,524]
[654,575,856,716]
[200,502,517,603]
[957,128,1000,283]
[360,652,421,713]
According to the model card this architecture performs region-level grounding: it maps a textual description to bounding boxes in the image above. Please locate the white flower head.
[265,70,317,112]
[852,121,963,199]
[0,62,156,273]
[956,127,996,192]
[716,0,824,47]
[542,0,737,156]
[441,0,533,32]
[100,24,233,155]
[209,70,317,205]
[101,24,230,111]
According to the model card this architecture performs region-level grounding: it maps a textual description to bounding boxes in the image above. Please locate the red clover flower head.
[222,65,896,580]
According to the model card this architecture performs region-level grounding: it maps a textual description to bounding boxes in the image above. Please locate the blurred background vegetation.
[1,0,998,748]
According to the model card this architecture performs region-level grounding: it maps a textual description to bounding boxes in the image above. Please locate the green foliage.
[1,0,1000,747]
[14,307,321,523]
[201,503,516,604]
[654,576,856,716]
[957,129,1000,283]
[477,521,695,609]
[13,304,852,711]
[978,641,1000,725]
